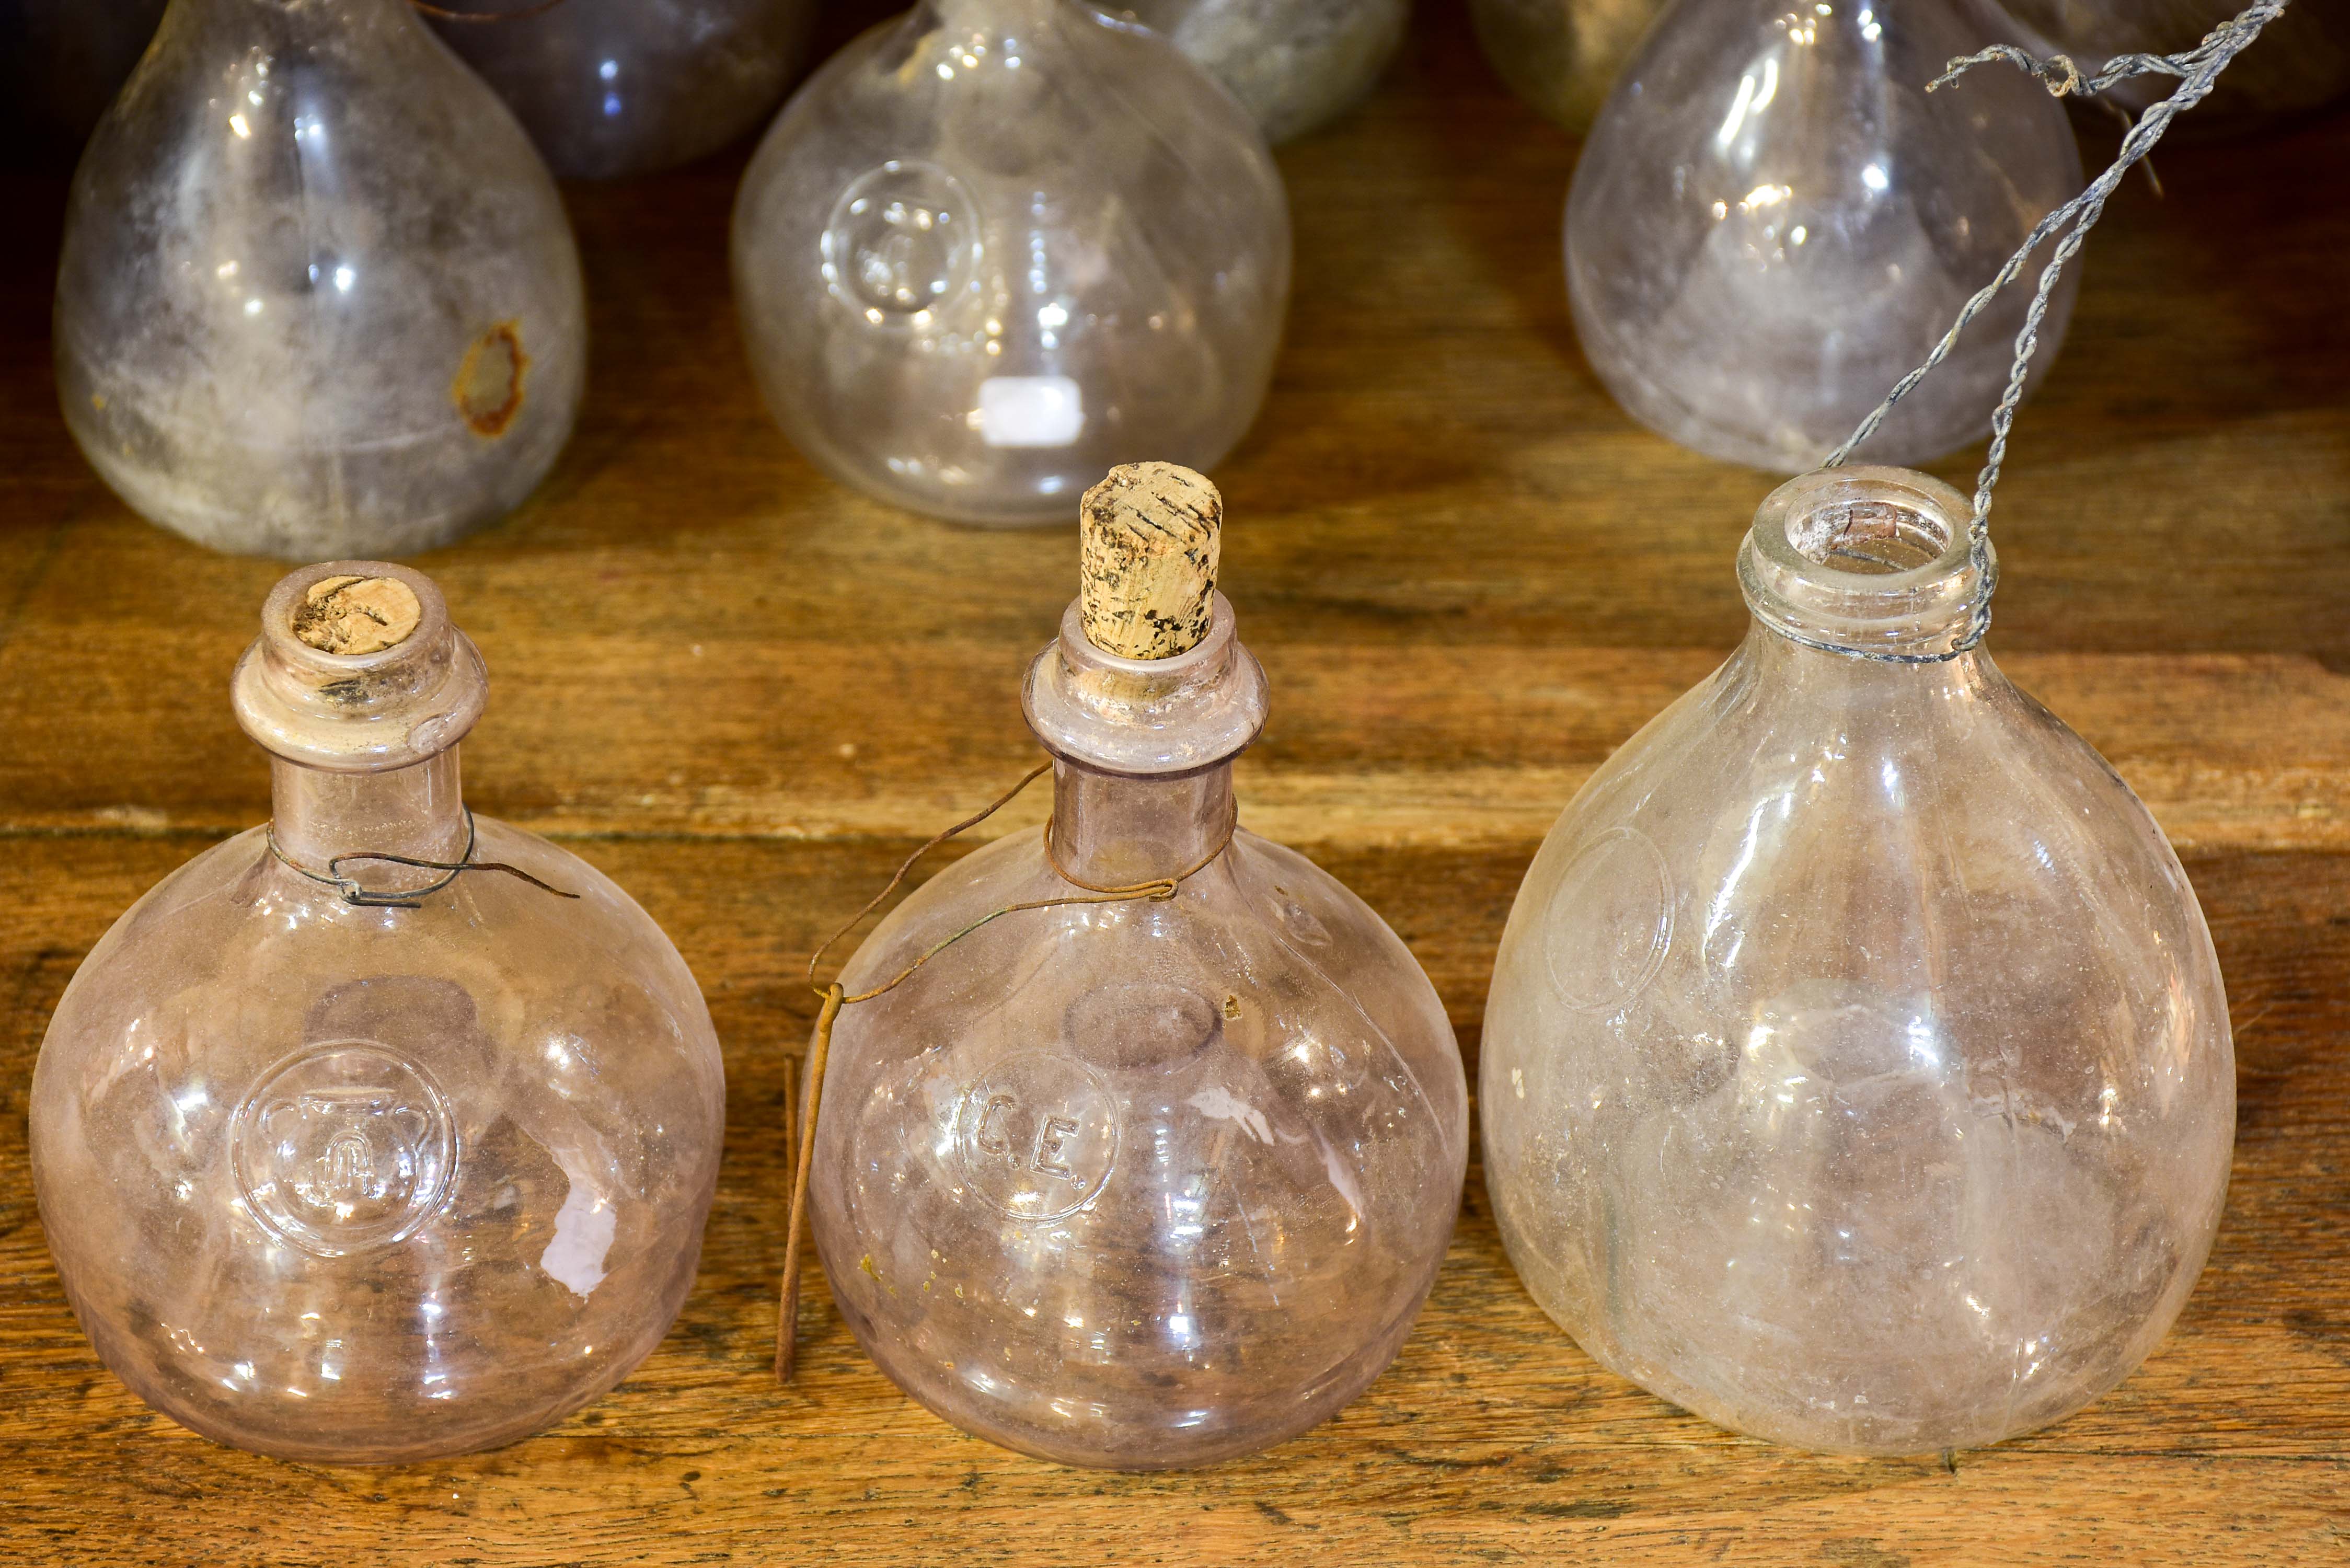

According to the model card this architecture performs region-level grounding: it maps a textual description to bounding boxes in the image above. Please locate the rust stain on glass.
[454,321,529,437]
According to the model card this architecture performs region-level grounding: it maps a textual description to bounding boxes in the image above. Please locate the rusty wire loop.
[267,809,580,910]
[775,759,1238,1380]
[1819,0,2293,660]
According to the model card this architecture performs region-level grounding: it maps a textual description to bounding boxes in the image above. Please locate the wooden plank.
[0,838,2344,1565]
[2,0,2346,1560]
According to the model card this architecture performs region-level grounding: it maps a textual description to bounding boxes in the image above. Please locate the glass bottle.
[29,562,726,1463]
[1565,0,2086,472]
[1988,0,2350,139]
[731,0,1292,526]
[1085,0,1409,144]
[808,470,1467,1466]
[1468,0,1663,136]
[0,0,167,170]
[423,0,819,179]
[1480,467,2235,1456]
[54,0,588,560]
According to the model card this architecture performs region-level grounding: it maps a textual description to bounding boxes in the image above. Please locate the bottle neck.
[270,749,469,884]
[1049,759,1235,886]
[1733,617,1991,702]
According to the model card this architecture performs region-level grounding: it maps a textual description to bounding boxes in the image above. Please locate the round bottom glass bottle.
[1480,468,2234,1455]
[30,563,726,1462]
[808,472,1466,1466]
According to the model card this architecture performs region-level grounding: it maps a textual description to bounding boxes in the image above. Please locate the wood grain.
[1,3,2346,1562]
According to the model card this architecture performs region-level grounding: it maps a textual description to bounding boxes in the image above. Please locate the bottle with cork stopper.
[801,463,1468,1468]
[29,562,726,1462]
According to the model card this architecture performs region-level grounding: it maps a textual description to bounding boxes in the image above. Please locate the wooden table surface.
[4,5,2347,1563]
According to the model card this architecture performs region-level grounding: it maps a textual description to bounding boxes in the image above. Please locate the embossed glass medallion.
[822,160,983,328]
[956,1051,1121,1220]
[232,1042,456,1256]
[1540,826,1672,1012]
[1480,468,2235,1456]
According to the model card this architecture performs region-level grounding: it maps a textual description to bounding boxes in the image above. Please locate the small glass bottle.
[1468,0,1664,136]
[30,563,726,1463]
[808,466,1467,1466]
[1565,0,2086,472]
[1480,467,2235,1456]
[424,0,819,179]
[732,0,1292,526]
[1086,0,1409,144]
[54,0,588,560]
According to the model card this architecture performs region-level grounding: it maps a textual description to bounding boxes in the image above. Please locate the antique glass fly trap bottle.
[789,464,1468,1466]
[54,0,587,559]
[1479,467,2236,1455]
[731,0,1292,525]
[30,563,726,1462]
[1564,0,2085,471]
[424,0,819,179]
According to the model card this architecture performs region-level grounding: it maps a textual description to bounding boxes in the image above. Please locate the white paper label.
[977,376,1085,449]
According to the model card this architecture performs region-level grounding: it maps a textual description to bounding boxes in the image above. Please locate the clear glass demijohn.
[1479,467,2235,1456]
[1085,0,1410,144]
[1565,0,2086,472]
[29,563,727,1463]
[424,0,819,179]
[730,0,1292,526]
[54,0,587,560]
[807,468,1467,1466]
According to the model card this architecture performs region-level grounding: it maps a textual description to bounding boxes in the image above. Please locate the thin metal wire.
[775,758,1238,1380]
[267,810,580,909]
[1820,0,2294,657]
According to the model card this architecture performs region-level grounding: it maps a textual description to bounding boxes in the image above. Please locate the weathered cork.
[291,573,423,656]
[1078,463,1221,660]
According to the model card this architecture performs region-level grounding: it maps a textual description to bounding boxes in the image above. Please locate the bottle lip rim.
[1748,466,1976,590]
[233,561,487,772]
[258,561,449,674]
[1023,592,1268,776]
[1740,466,1994,659]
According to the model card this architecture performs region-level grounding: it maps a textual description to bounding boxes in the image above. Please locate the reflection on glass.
[1566,0,2084,471]
[54,0,585,560]
[29,564,726,1463]
[1481,469,2234,1455]
[424,0,818,179]
[731,0,1291,525]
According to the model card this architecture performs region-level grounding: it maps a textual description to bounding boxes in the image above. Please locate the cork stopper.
[291,573,423,656]
[1079,463,1222,660]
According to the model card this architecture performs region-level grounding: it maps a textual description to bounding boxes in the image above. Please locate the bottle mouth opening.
[234,561,488,772]
[1740,467,1990,659]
